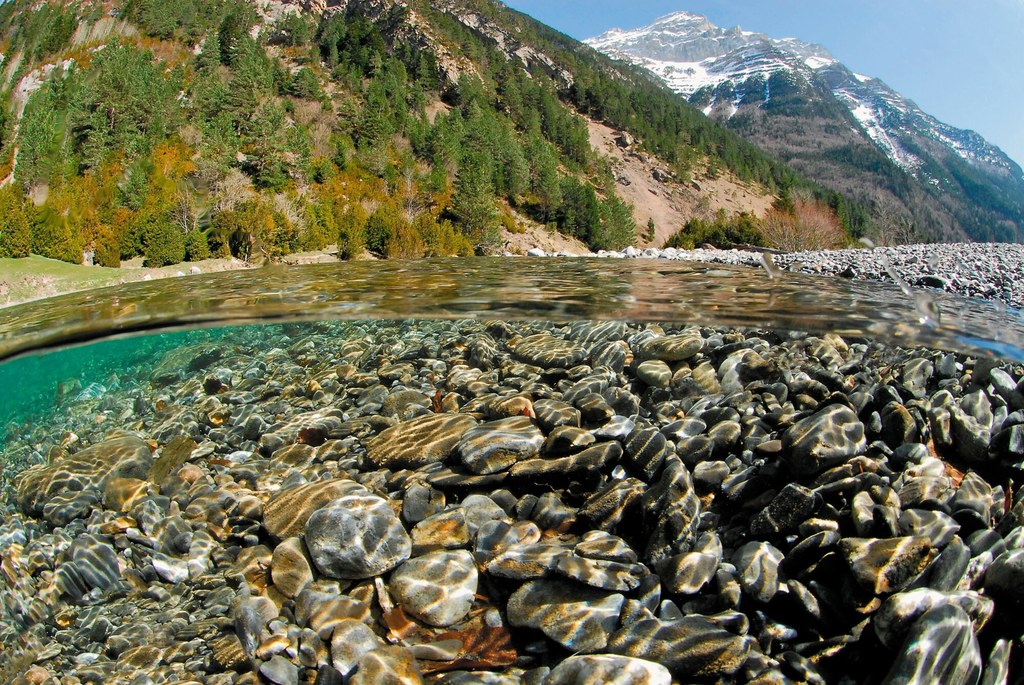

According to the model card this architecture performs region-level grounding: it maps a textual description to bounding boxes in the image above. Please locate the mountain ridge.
[587,10,1024,243]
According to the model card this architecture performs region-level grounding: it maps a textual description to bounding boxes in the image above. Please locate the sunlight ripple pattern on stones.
[389,550,478,627]
[16,434,151,519]
[840,536,935,595]
[456,416,545,475]
[509,333,589,369]
[3,316,1024,684]
[880,604,982,685]
[544,654,672,685]
[263,479,367,540]
[781,404,867,476]
[607,617,751,678]
[507,579,625,653]
[873,588,994,648]
[364,413,478,469]
[304,493,412,580]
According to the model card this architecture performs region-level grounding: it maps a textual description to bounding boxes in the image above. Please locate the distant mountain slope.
[587,12,1024,243]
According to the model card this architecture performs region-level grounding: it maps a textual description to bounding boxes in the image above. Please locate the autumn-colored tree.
[93,225,121,267]
[760,198,846,251]
[0,185,31,258]
[416,214,472,257]
[385,213,425,259]
[336,203,368,259]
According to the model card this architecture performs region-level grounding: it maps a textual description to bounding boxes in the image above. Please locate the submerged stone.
[17,434,152,518]
[305,493,412,579]
[390,550,478,627]
[364,413,477,469]
[880,604,981,685]
[511,334,588,369]
[456,416,545,474]
[545,655,671,685]
[264,479,367,540]
[782,405,866,476]
[840,536,935,595]
[507,579,625,653]
[607,617,750,678]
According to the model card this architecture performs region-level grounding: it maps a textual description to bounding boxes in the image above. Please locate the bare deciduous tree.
[760,198,846,251]
[212,169,256,214]
[870,198,920,246]
[171,188,198,235]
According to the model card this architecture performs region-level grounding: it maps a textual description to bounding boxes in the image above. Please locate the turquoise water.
[2,257,1022,445]
[0,328,222,444]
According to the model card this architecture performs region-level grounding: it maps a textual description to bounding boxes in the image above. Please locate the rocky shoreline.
[2,316,1024,684]
[524,243,1024,311]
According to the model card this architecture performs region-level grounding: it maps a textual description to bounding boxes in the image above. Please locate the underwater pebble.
[3,316,1023,685]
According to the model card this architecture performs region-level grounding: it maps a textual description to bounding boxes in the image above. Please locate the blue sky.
[502,0,1024,169]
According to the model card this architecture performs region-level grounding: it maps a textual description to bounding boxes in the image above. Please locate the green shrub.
[143,219,185,266]
[184,229,211,261]
[336,203,367,259]
[418,215,472,257]
[30,204,82,263]
[365,203,405,256]
[665,211,765,250]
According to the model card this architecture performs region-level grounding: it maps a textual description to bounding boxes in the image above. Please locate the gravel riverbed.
[524,243,1024,311]
[1,314,1024,685]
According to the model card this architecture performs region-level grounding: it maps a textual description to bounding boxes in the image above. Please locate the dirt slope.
[587,120,776,247]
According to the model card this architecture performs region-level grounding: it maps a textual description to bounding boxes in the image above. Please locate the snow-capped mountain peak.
[584,12,1019,181]
[588,12,836,93]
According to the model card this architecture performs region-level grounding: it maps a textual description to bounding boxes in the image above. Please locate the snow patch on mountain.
[586,11,1019,181]
[840,92,922,172]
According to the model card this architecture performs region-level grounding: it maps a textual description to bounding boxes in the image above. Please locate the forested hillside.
[0,0,870,268]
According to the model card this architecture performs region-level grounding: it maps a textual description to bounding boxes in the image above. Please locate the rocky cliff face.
[588,11,1024,242]
[276,0,573,90]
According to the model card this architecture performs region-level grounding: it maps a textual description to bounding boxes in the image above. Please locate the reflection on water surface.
[1,257,1021,362]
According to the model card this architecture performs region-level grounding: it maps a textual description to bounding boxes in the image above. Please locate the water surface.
[1,258,1021,362]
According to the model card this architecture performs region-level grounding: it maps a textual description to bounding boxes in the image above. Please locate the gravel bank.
[525,243,1024,311]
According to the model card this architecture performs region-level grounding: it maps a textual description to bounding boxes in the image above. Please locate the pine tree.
[557,177,600,242]
[454,151,498,247]
[197,30,221,70]
[527,136,561,221]
[597,194,636,251]
[0,185,31,258]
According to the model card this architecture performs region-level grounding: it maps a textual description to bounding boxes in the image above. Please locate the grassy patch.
[0,255,127,305]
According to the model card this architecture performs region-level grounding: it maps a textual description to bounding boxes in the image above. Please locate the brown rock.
[149,435,197,484]
[103,477,151,512]
[16,433,152,517]
[364,413,477,469]
[350,645,423,685]
[264,479,366,540]
[840,536,935,595]
[271,537,315,599]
